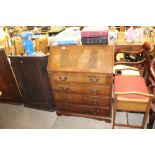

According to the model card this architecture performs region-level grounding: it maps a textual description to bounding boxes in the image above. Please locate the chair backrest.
[149,57,155,81]
[0,35,11,55]
[114,42,154,76]
[146,55,155,103]
[14,38,24,55]
[35,36,48,54]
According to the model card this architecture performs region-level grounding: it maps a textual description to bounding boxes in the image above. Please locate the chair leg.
[147,114,154,129]
[112,103,117,129]
[142,105,151,129]
[126,112,129,125]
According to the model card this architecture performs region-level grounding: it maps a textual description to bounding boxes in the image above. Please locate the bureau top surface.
[48,45,114,74]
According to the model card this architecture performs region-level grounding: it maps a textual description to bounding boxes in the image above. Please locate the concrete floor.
[0,102,154,129]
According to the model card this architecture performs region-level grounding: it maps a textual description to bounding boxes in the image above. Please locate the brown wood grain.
[48,45,114,74]
[48,45,113,121]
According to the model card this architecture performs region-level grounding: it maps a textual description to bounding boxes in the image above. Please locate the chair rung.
[113,123,142,128]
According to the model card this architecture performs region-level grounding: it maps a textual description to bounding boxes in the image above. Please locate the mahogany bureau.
[48,45,114,122]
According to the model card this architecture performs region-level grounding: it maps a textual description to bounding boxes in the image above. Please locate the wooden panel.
[57,103,110,117]
[116,100,148,112]
[35,36,48,54]
[115,44,142,51]
[10,56,55,111]
[48,45,114,74]
[0,49,22,103]
[50,72,112,85]
[14,38,24,55]
[0,36,11,55]
[54,92,111,107]
[53,83,111,96]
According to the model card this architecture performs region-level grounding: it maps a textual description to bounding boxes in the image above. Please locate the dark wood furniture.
[0,48,22,103]
[48,45,114,122]
[147,57,155,128]
[9,56,55,111]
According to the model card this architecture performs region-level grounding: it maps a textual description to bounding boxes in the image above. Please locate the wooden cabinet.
[0,49,22,103]
[10,56,55,111]
[48,45,114,122]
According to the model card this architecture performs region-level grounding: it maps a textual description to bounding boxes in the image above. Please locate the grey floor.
[0,102,154,129]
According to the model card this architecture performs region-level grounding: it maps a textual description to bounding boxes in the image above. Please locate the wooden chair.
[35,36,48,54]
[147,57,155,128]
[0,35,12,55]
[113,43,154,129]
[13,38,24,55]
[114,42,154,76]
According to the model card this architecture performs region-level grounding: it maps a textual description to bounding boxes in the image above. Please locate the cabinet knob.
[0,91,2,96]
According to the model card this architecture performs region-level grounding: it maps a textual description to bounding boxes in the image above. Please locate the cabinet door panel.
[10,56,55,111]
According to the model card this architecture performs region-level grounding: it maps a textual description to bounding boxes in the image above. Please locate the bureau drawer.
[54,93,111,107]
[53,83,112,96]
[49,72,112,85]
[57,103,110,117]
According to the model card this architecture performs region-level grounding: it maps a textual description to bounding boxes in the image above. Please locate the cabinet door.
[10,56,55,111]
[0,49,22,103]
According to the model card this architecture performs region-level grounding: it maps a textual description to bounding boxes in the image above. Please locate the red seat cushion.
[114,75,149,100]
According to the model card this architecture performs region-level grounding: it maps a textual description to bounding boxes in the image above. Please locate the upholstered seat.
[115,75,149,102]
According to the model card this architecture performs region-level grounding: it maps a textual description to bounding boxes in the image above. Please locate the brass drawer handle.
[60,87,70,92]
[59,76,67,81]
[91,102,97,105]
[96,109,100,113]
[62,97,71,102]
[90,99,97,105]
[89,97,98,105]
[90,109,98,115]
[89,77,99,83]
[0,91,2,96]
[88,89,100,95]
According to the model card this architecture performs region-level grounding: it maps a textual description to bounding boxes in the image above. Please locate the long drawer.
[49,72,112,85]
[54,92,111,107]
[57,102,110,117]
[53,83,111,96]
